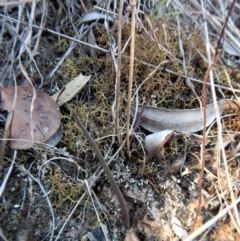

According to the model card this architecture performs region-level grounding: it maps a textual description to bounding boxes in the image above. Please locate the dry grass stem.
[0,150,16,196]
[126,0,136,159]
[193,0,239,231]
[54,192,87,241]
[114,0,124,147]
[185,198,240,241]
[0,0,40,6]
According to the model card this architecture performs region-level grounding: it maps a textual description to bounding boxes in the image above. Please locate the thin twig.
[0,15,108,53]
[126,0,136,160]
[185,198,240,241]
[188,0,240,51]
[54,192,87,241]
[127,58,240,93]
[193,0,237,231]
[84,180,109,240]
[115,0,124,150]
[0,150,17,197]
[0,227,8,241]
[0,0,40,6]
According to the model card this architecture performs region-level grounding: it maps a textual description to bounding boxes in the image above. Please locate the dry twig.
[114,0,124,147]
[193,0,238,231]
[126,0,136,159]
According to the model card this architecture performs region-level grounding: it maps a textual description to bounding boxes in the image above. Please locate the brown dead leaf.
[0,86,61,149]
[214,133,238,150]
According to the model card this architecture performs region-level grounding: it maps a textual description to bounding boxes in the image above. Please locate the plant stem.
[193,0,237,231]
[115,0,124,147]
[73,112,130,229]
[126,0,136,160]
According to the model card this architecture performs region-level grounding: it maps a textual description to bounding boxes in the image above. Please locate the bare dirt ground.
[0,1,240,240]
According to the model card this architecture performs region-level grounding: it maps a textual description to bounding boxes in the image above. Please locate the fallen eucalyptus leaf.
[42,124,63,148]
[131,99,240,133]
[51,73,91,106]
[0,86,61,149]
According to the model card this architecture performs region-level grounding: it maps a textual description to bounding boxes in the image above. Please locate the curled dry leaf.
[145,130,173,161]
[0,86,61,149]
[131,99,240,133]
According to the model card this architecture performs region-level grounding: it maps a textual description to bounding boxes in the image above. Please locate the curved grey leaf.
[131,99,240,133]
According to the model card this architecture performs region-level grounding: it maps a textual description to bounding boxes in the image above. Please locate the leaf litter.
[1,1,240,241]
[0,73,91,150]
[132,99,240,160]
[51,73,91,106]
[0,86,61,149]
